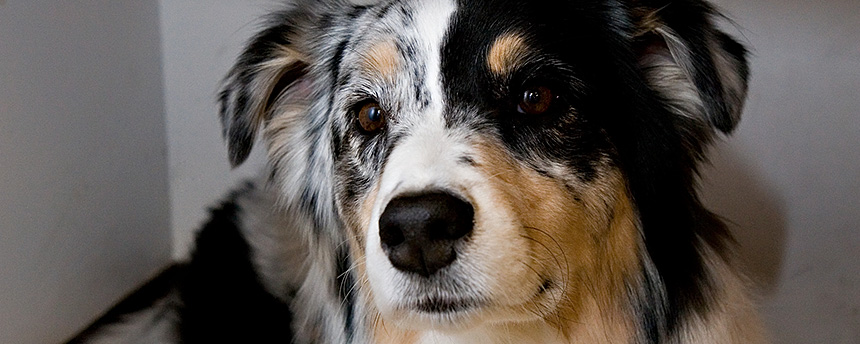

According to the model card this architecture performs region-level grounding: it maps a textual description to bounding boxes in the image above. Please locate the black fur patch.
[442,0,615,184]
[177,185,294,343]
[220,18,299,166]
[440,0,744,335]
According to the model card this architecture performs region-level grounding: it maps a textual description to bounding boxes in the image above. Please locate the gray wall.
[158,0,270,259]
[0,1,171,343]
[703,0,860,342]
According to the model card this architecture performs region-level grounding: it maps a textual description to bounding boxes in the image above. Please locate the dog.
[81,0,768,343]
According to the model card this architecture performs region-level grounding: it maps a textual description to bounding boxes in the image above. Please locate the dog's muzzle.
[379,191,474,277]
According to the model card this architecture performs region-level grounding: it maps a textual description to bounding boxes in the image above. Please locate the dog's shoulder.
[177,177,307,342]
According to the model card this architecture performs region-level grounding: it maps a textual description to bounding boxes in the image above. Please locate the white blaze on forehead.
[365,0,460,315]
[413,0,456,112]
[375,0,458,206]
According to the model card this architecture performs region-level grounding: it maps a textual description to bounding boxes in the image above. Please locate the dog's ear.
[219,19,311,167]
[632,1,750,134]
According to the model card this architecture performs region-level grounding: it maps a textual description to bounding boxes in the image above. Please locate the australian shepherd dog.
[83,0,768,343]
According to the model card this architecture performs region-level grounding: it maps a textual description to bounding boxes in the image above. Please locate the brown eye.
[357,102,386,133]
[517,86,553,115]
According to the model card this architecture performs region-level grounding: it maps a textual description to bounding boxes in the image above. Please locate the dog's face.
[331,1,632,330]
[220,0,748,336]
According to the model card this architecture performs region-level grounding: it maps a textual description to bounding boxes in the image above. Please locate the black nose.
[379,191,474,277]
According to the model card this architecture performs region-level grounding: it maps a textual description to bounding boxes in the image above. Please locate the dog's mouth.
[386,280,557,331]
[412,296,483,314]
[388,295,488,330]
[399,278,553,315]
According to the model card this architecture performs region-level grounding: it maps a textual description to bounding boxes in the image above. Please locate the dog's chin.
[375,279,558,332]
[381,297,487,331]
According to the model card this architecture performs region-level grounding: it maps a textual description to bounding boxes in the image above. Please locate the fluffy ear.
[632,1,750,134]
[219,18,311,167]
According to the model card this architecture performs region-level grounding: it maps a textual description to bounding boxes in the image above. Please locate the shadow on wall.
[699,142,787,294]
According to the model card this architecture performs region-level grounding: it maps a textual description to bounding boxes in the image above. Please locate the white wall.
[158,0,272,259]
[0,1,171,343]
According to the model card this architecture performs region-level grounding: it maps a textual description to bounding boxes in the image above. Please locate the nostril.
[378,191,475,276]
[378,219,405,248]
[437,198,474,241]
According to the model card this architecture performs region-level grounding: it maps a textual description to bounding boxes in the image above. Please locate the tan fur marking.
[373,320,418,344]
[487,32,532,76]
[362,40,401,80]
[473,139,641,342]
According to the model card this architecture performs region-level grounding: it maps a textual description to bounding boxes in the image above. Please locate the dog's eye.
[517,86,554,115]
[357,102,387,133]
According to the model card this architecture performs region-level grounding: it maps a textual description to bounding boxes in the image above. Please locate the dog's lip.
[409,297,484,314]
[396,279,552,315]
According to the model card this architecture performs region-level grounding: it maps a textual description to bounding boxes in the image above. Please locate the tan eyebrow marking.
[362,39,401,80]
[487,32,532,76]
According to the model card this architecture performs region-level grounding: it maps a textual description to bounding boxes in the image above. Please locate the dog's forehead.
[318,0,455,120]
[332,1,457,61]
[330,0,595,86]
[314,0,622,132]
[344,3,544,59]
[326,2,530,114]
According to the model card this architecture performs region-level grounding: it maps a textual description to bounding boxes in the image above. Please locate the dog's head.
[220,0,748,337]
